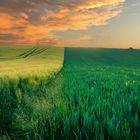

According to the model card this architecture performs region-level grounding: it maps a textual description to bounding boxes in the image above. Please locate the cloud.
[0,0,125,46]
[124,1,140,11]
[0,12,62,46]
[63,35,95,47]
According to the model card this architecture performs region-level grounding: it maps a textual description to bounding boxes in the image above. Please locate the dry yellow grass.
[0,46,64,78]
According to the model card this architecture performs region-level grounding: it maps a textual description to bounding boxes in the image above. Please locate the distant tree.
[128,47,134,50]
[129,41,135,50]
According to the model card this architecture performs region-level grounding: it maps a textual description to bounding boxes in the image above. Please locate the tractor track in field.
[17,47,36,57]
[17,47,49,58]
[0,47,49,60]
[17,47,39,58]
[24,48,49,57]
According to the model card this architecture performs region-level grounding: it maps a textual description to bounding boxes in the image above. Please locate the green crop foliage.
[0,46,64,138]
[0,47,140,140]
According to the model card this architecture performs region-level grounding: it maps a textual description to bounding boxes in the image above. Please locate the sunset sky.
[0,0,140,48]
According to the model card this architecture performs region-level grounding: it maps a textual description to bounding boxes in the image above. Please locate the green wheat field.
[0,46,140,140]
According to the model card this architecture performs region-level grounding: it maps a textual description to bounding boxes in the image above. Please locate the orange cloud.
[45,0,124,30]
[0,0,125,46]
[0,12,62,46]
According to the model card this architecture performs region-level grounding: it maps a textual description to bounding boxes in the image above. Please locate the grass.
[60,48,140,140]
[0,46,64,77]
[0,46,64,139]
[0,47,140,140]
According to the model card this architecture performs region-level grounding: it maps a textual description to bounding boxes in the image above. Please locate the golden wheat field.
[0,46,64,77]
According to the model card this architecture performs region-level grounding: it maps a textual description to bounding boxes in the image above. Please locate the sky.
[0,0,140,48]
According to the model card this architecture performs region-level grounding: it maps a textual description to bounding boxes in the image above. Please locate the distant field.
[0,47,140,140]
[61,48,140,140]
[0,46,64,76]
